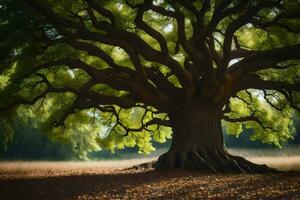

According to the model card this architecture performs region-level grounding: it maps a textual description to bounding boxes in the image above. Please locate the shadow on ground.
[1,170,300,200]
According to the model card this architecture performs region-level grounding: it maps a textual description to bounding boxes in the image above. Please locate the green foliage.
[96,107,172,154]
[0,0,300,156]
[0,115,78,160]
[223,90,295,147]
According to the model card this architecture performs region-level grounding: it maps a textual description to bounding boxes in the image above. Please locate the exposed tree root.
[127,161,156,171]
[128,148,280,173]
[154,148,279,173]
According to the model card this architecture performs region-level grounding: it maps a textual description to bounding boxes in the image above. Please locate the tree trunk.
[155,102,277,173]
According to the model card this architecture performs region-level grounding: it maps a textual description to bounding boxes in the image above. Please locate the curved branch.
[223,115,272,131]
[222,1,282,72]
[135,2,169,55]
[228,44,300,80]
[150,5,201,66]
[236,75,300,93]
[0,77,135,119]
[234,75,300,113]
[85,0,115,25]
[59,38,135,75]
[262,90,286,112]
[145,67,180,98]
[101,105,170,137]
[200,0,233,39]
[17,57,168,109]
[250,9,300,34]
[25,0,189,87]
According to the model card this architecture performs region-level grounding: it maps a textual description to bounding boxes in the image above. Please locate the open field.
[0,155,300,200]
[1,156,300,179]
[0,159,154,179]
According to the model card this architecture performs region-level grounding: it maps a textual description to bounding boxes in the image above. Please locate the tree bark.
[154,102,277,173]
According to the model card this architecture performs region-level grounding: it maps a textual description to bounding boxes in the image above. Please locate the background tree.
[0,0,300,172]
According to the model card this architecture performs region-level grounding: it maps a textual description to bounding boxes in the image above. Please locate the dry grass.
[0,158,154,179]
[248,156,300,172]
[1,156,300,179]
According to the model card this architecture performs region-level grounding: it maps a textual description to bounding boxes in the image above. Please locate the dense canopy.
[0,0,300,171]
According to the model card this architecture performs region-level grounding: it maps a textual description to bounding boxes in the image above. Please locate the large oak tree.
[1,0,300,172]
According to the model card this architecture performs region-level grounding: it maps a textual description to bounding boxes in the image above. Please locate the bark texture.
[155,103,277,173]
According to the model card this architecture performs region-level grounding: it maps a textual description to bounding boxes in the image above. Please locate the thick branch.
[0,80,135,113]
[150,5,201,66]
[236,75,300,93]
[85,0,115,25]
[135,2,169,55]
[222,1,282,72]
[228,44,300,79]
[234,75,300,113]
[223,113,272,131]
[58,38,135,75]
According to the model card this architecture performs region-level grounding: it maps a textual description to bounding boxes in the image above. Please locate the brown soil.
[0,161,300,200]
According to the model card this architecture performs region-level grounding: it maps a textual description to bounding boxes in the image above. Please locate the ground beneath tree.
[0,158,300,200]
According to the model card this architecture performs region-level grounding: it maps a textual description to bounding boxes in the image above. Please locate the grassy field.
[1,148,300,199]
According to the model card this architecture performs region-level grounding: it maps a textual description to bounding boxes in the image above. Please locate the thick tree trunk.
[154,102,277,173]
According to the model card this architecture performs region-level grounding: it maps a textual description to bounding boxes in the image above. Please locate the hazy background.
[0,118,300,161]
